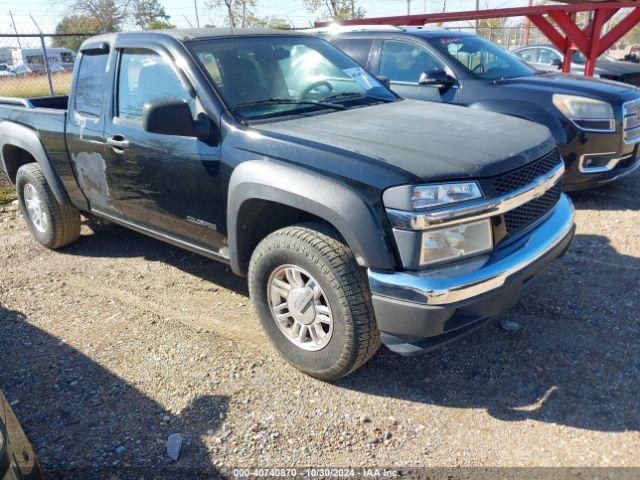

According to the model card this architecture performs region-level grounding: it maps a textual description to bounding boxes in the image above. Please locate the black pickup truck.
[325,27,640,191]
[0,28,575,380]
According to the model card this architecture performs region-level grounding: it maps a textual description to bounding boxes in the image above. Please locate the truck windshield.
[433,35,536,81]
[189,36,396,120]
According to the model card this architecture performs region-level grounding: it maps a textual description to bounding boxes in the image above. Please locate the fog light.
[420,219,493,266]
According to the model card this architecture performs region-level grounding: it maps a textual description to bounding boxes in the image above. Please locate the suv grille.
[623,99,640,143]
[503,183,562,237]
[491,149,562,195]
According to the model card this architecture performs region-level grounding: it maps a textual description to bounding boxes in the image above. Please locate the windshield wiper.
[323,92,395,103]
[229,97,346,112]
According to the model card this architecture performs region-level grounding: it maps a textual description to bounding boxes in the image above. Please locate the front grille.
[623,99,640,143]
[503,183,562,237]
[491,149,562,195]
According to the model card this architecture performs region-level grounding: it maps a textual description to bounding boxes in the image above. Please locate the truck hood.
[497,72,637,97]
[252,99,554,182]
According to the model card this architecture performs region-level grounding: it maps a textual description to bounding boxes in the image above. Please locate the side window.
[539,49,560,65]
[380,40,444,83]
[75,53,109,118]
[117,49,195,121]
[331,38,374,67]
[517,48,539,63]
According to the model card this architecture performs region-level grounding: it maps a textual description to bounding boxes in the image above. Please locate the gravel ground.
[1,169,639,477]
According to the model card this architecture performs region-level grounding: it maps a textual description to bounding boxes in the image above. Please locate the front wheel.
[248,222,380,381]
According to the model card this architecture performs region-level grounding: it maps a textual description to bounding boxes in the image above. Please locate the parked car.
[325,27,640,191]
[514,44,640,86]
[0,391,45,480]
[10,64,41,77]
[0,64,15,77]
[0,28,575,380]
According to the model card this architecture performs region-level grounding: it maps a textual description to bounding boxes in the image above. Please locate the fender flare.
[227,160,396,275]
[468,100,568,145]
[0,121,71,205]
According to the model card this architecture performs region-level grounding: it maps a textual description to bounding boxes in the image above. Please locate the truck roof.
[83,27,309,48]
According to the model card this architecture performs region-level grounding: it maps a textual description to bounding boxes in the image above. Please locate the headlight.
[419,219,493,266]
[552,94,615,132]
[384,181,483,211]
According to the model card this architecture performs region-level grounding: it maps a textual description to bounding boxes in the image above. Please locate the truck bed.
[0,95,68,110]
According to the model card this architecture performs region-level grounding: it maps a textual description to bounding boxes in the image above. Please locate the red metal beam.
[549,10,591,53]
[314,2,640,27]
[597,6,640,54]
[527,14,568,52]
[585,8,608,75]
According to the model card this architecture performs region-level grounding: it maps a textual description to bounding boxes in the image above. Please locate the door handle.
[107,135,130,152]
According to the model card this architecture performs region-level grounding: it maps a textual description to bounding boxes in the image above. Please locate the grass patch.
[0,72,73,98]
[0,173,16,206]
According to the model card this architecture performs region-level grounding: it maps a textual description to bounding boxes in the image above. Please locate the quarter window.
[331,38,374,67]
[517,48,538,63]
[380,40,444,83]
[75,53,109,118]
[539,49,561,65]
[117,49,195,121]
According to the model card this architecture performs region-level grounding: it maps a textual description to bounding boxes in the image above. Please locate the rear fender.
[0,121,71,205]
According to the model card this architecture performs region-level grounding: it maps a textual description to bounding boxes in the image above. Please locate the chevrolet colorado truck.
[0,28,575,380]
[325,27,640,191]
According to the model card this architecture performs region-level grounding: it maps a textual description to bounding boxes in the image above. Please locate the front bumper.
[561,128,639,192]
[368,194,576,355]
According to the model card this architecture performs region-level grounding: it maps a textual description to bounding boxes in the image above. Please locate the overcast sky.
[0,0,555,34]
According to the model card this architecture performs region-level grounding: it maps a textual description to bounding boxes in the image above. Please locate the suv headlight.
[552,94,615,132]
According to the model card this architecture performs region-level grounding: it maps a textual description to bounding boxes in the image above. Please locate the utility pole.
[194,0,200,27]
[407,0,411,16]
[475,0,480,31]
[8,11,23,49]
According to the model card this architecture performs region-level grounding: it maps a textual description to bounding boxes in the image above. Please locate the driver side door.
[102,47,227,252]
[375,39,458,103]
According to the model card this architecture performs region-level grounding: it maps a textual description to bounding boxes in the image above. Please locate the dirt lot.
[1,169,639,476]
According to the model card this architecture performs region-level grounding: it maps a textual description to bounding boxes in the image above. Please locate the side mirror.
[418,70,455,87]
[375,74,391,89]
[142,98,213,139]
[551,58,563,68]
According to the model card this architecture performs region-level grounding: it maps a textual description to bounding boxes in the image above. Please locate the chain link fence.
[0,33,93,98]
[448,26,549,51]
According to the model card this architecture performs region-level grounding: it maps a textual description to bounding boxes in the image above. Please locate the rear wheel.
[249,222,380,381]
[16,163,80,249]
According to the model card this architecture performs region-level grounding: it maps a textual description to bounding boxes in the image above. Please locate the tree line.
[53,0,366,51]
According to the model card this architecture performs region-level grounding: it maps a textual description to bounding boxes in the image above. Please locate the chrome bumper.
[369,193,575,307]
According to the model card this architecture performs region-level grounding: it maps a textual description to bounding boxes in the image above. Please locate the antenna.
[183,15,194,28]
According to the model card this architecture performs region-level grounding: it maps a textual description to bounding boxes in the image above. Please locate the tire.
[249,222,380,381]
[16,163,80,249]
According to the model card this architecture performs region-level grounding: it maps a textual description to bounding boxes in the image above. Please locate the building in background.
[10,47,76,67]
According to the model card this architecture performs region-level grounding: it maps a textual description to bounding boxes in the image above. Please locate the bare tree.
[206,0,256,27]
[303,0,365,21]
